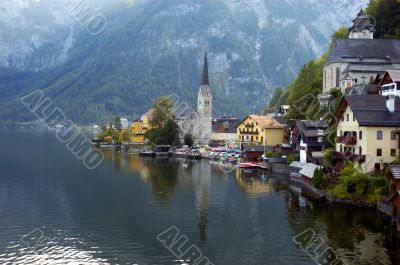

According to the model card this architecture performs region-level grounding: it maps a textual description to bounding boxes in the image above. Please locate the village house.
[131,109,154,143]
[292,120,328,165]
[236,115,287,147]
[318,8,400,104]
[380,70,400,97]
[332,95,400,173]
[210,116,239,145]
[276,105,290,117]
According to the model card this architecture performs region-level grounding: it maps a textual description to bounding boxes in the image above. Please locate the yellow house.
[332,95,400,173]
[236,115,286,146]
[131,109,155,143]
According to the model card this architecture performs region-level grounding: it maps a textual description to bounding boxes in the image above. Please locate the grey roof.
[273,116,288,126]
[212,117,239,133]
[349,8,376,33]
[289,161,307,169]
[201,49,209,86]
[346,95,400,126]
[390,165,400,180]
[348,84,379,95]
[342,63,399,74]
[297,120,328,143]
[299,163,322,179]
[387,70,400,82]
[243,146,273,152]
[174,106,197,120]
[326,39,400,65]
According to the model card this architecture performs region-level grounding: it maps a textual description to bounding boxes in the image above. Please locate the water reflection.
[68,149,400,264]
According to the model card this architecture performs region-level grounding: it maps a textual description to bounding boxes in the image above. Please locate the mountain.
[0,0,368,125]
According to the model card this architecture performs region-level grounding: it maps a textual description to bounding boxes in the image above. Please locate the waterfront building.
[318,8,400,104]
[210,116,239,145]
[131,109,154,143]
[291,120,328,165]
[174,49,212,144]
[120,118,130,130]
[331,95,400,173]
[236,115,287,147]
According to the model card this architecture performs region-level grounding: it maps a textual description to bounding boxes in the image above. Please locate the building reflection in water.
[102,152,212,245]
[235,169,274,198]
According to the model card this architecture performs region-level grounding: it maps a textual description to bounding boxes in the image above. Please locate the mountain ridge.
[0,0,368,124]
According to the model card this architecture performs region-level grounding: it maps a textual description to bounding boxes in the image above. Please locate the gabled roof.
[299,163,322,179]
[388,70,400,82]
[212,117,239,133]
[236,115,286,129]
[332,95,400,127]
[342,63,398,74]
[297,120,327,142]
[326,39,400,65]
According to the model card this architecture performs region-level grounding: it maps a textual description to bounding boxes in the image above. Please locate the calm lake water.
[0,129,399,265]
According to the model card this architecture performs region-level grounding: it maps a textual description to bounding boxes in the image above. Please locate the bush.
[332,184,347,199]
[287,152,300,165]
[313,168,330,189]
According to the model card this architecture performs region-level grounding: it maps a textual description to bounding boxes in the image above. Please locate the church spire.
[201,47,209,86]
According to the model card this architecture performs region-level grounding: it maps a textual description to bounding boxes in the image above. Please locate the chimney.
[386,95,396,113]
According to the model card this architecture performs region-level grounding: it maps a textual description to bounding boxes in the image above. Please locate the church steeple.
[201,48,209,86]
[349,7,375,39]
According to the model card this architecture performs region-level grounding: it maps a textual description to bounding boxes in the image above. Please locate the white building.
[174,49,213,145]
[319,9,400,104]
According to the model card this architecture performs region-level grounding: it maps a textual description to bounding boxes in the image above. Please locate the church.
[174,49,213,144]
[318,8,400,104]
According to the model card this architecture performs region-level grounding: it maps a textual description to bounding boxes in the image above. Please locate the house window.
[377,149,382,157]
[359,131,362,140]
[241,136,244,141]
[377,131,383,140]
[359,146,362,155]
[251,136,253,142]
[391,149,396,157]
[256,136,258,141]
[340,145,343,152]
[346,114,349,121]
[261,137,263,143]
[353,114,355,121]
[391,130,397,140]
[340,130,343,136]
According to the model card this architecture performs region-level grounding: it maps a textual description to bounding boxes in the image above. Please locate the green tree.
[151,96,174,128]
[114,116,122,132]
[313,168,331,189]
[184,133,195,147]
[145,96,181,147]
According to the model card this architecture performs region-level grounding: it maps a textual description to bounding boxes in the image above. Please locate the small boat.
[100,144,114,149]
[239,162,258,169]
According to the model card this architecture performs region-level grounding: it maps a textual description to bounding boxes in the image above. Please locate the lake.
[0,129,399,265]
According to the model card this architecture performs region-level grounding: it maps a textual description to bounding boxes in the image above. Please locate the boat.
[100,143,114,149]
[239,162,258,169]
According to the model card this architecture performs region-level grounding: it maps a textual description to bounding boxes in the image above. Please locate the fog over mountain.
[0,0,368,124]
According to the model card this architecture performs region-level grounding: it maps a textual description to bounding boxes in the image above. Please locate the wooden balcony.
[239,131,259,135]
[336,152,366,163]
[337,136,357,145]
